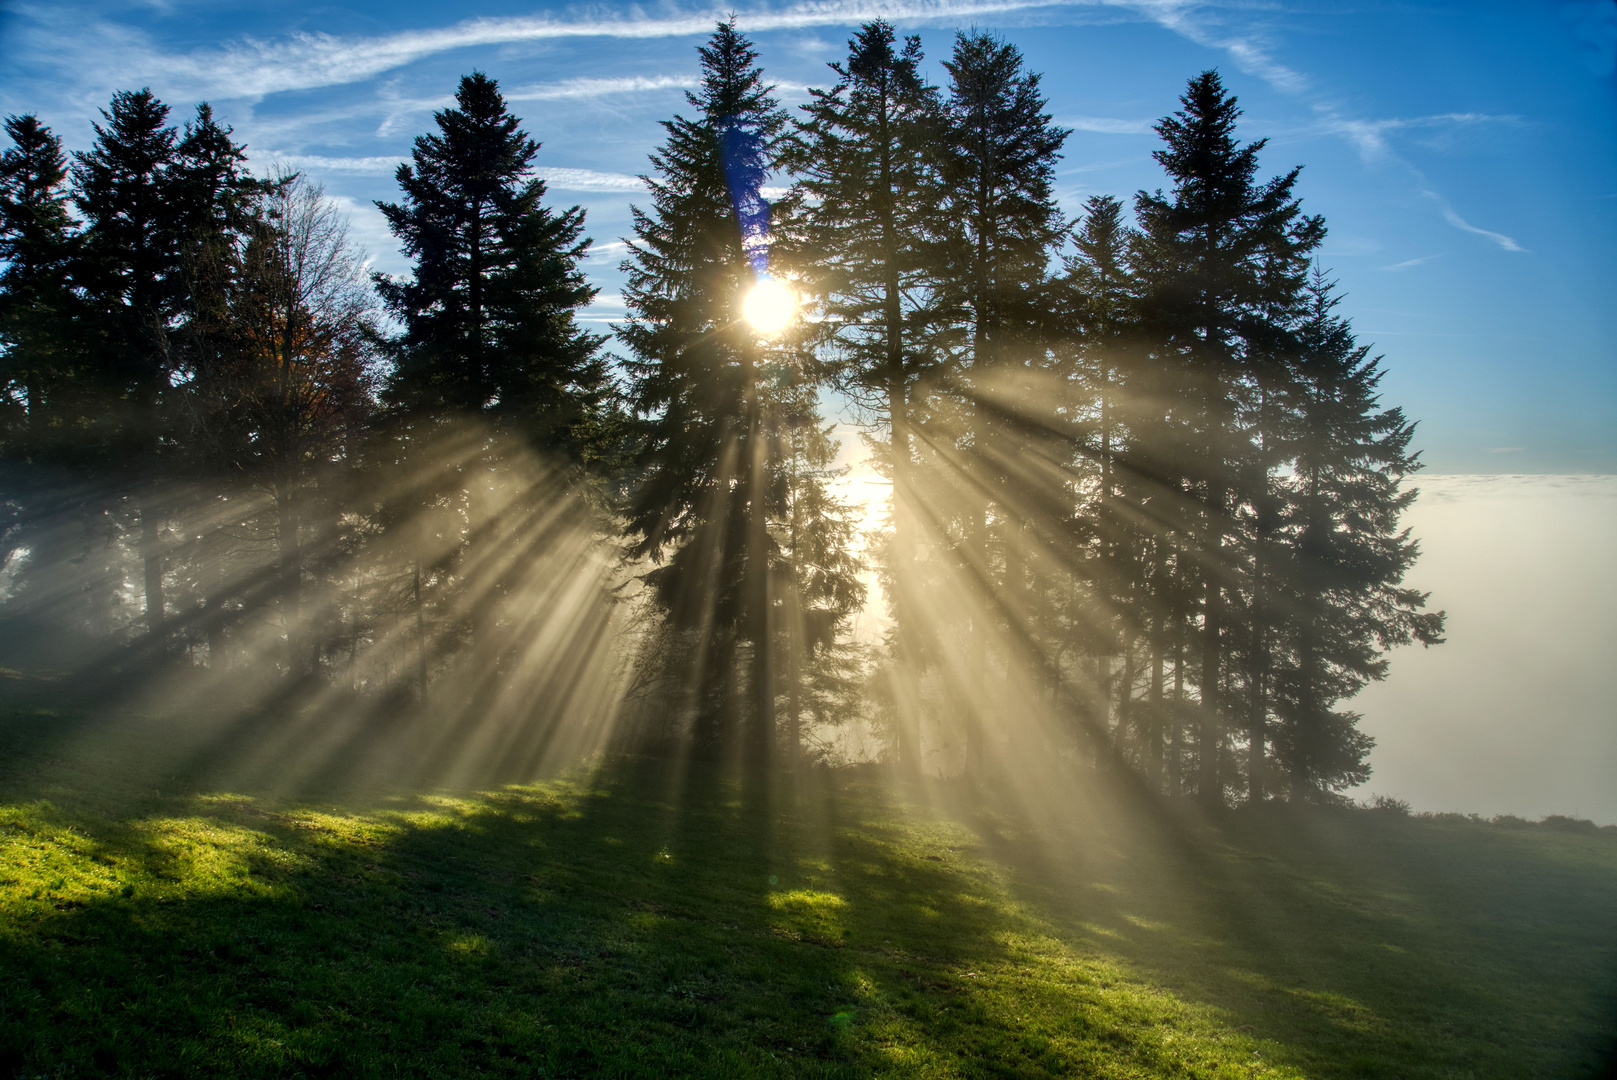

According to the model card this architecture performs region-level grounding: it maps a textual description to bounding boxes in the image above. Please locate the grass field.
[1,676,1613,1079]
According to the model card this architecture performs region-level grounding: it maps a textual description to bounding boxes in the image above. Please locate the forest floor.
[1,672,1614,1079]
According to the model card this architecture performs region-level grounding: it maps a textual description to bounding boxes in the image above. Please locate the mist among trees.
[0,20,1444,806]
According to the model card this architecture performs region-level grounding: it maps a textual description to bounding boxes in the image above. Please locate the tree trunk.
[277,483,304,678]
[413,559,429,704]
[1148,619,1166,791]
[1199,480,1225,805]
[1168,641,1185,797]
[140,493,165,643]
[745,351,773,777]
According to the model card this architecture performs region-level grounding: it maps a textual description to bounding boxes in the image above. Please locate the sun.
[742,277,796,335]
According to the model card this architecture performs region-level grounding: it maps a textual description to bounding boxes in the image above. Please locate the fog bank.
[1355,474,1617,824]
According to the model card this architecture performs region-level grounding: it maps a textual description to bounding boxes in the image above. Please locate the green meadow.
[1,679,1613,1079]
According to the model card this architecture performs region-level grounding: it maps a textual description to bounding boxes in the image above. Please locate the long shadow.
[0,707,1288,1080]
[0,727,1039,1077]
[6,686,1611,1079]
[936,772,1617,1080]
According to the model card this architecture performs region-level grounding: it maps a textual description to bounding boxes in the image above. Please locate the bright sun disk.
[743,278,796,334]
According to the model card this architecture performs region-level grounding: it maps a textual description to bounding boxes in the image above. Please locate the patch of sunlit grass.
[0,694,1613,1078]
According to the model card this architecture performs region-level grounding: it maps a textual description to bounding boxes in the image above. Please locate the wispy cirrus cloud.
[20,0,1085,103]
[1423,190,1526,253]
[1324,112,1524,165]
[267,153,644,192]
[1063,115,1153,135]
[1381,254,1442,271]
[506,74,699,102]
[370,75,703,135]
[539,168,646,192]
[267,153,405,175]
[1125,0,1309,94]
[1123,2,1531,255]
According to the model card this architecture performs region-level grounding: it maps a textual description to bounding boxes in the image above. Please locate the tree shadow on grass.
[0,741,1117,1078]
[936,774,1617,1080]
[0,715,1340,1080]
[6,694,1611,1080]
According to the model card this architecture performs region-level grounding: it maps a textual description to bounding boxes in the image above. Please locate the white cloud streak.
[507,74,698,102]
[1125,0,1308,94]
[1381,254,1441,271]
[537,167,646,192]
[1064,115,1153,135]
[266,154,406,175]
[50,0,1085,101]
[1423,190,1527,253]
[1325,112,1523,165]
[260,154,644,192]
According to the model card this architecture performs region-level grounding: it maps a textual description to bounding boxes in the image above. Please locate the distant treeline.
[0,19,1442,804]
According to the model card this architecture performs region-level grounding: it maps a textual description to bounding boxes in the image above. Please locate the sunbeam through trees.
[0,20,1446,808]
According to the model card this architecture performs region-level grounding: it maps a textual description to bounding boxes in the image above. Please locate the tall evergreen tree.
[0,115,79,637]
[71,90,256,639]
[375,73,615,702]
[932,31,1068,772]
[620,21,801,758]
[1132,70,1323,803]
[784,19,939,776]
[0,115,74,462]
[774,392,867,763]
[1271,270,1443,798]
[1061,194,1185,780]
[376,72,610,461]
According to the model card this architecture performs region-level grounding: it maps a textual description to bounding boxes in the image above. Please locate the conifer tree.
[0,115,79,636]
[71,90,256,639]
[376,72,610,460]
[620,21,800,757]
[932,31,1068,772]
[785,19,938,775]
[1271,270,1444,798]
[1132,70,1323,802]
[0,115,75,473]
[375,73,614,701]
[774,392,867,763]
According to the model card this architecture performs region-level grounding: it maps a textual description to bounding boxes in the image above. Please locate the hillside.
[1,690,1613,1079]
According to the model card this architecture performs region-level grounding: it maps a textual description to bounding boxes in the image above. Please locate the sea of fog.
[1354,474,1617,825]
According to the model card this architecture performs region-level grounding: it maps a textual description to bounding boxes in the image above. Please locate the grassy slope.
[0,687,1613,1079]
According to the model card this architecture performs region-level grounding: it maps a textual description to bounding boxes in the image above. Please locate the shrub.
[1366,794,1411,816]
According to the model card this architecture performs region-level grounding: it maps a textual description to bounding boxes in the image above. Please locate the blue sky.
[4,0,1614,473]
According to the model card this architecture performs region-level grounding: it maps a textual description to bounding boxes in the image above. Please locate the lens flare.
[743,278,796,334]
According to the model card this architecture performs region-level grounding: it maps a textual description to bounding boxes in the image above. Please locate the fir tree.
[1271,270,1444,799]
[784,19,939,775]
[71,90,256,639]
[1132,70,1323,803]
[376,72,610,461]
[0,115,74,470]
[774,392,867,763]
[932,31,1069,773]
[0,115,79,636]
[620,21,800,757]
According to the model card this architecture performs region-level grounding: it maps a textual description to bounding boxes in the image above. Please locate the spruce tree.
[1132,70,1323,803]
[932,31,1068,773]
[71,90,256,640]
[376,72,610,461]
[774,391,867,763]
[784,19,938,775]
[0,115,79,640]
[0,115,74,469]
[620,21,800,758]
[1271,270,1444,799]
[375,73,615,701]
